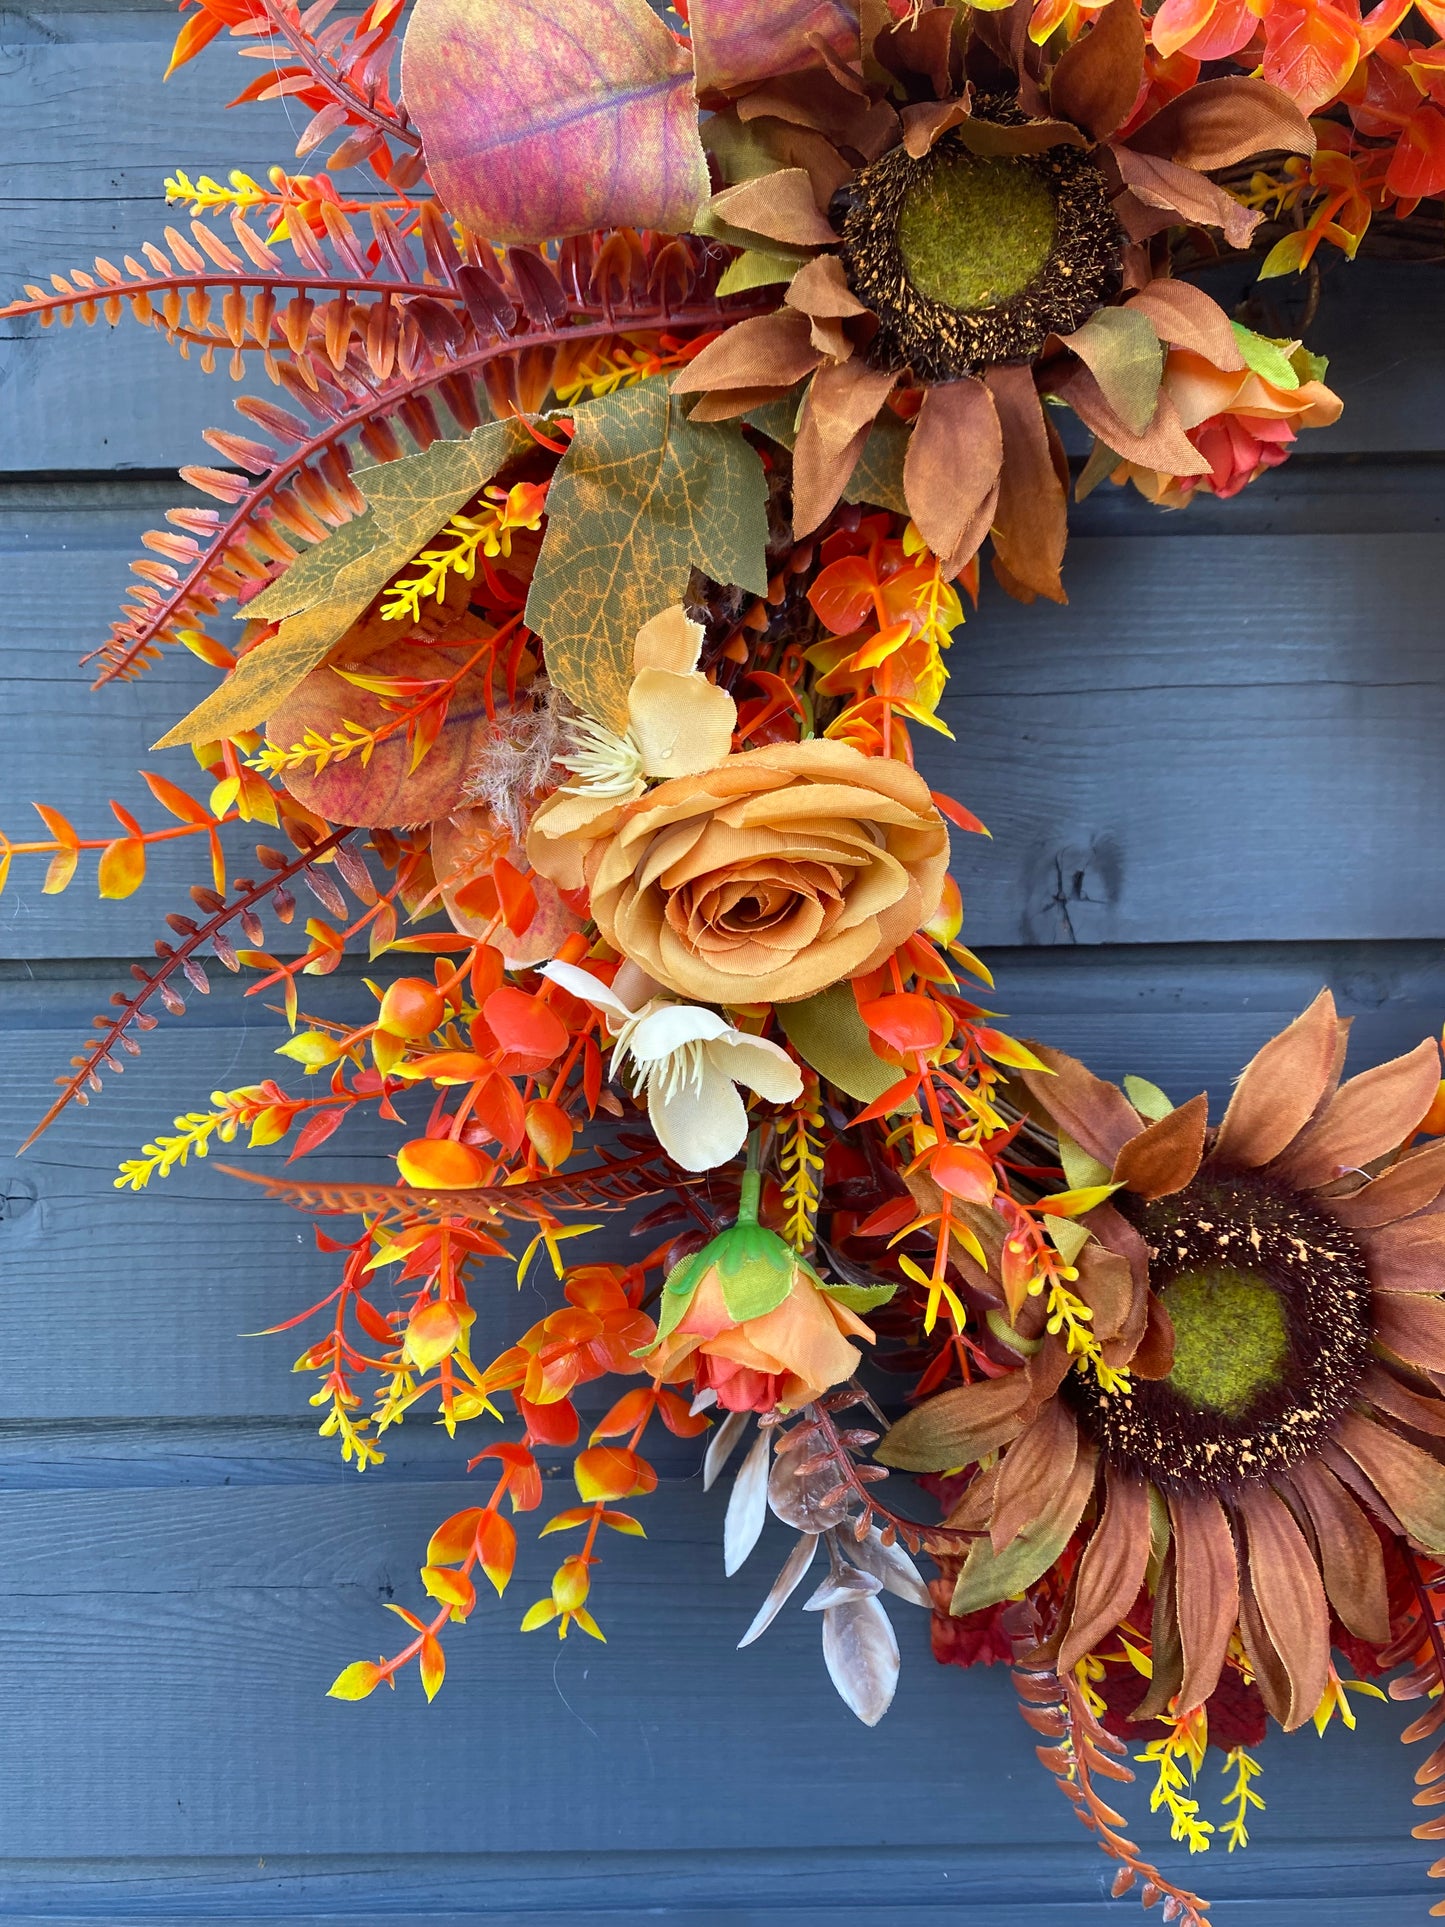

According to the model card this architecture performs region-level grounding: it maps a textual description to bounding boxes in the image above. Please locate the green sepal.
[716,1222,800,1323]
[1290,344,1329,385]
[819,1279,898,1314]
[1230,320,1300,391]
[1042,1213,1091,1267]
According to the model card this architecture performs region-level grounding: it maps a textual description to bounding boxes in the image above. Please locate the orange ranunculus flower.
[527,738,950,1006]
[1110,345,1344,509]
[651,1248,874,1415]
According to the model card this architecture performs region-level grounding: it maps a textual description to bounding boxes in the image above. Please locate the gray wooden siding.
[3,2,1444,1917]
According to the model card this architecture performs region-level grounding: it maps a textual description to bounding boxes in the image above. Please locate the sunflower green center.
[896,153,1056,313]
[1159,1266,1289,1418]
[1064,1168,1373,1493]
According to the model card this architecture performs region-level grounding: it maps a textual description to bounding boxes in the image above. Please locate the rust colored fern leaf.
[216,1147,691,1222]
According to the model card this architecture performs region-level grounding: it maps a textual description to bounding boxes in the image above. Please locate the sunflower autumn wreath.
[8,0,1445,1914]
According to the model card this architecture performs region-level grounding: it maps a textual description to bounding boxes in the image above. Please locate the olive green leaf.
[951,1448,1096,1615]
[778,982,903,1105]
[1123,1073,1174,1120]
[820,1279,899,1313]
[525,380,768,730]
[746,395,909,518]
[155,418,533,748]
[1063,307,1165,436]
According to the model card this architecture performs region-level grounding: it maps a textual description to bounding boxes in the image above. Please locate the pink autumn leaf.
[400,0,710,243]
[689,0,861,95]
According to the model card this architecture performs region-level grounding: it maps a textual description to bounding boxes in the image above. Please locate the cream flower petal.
[648,1055,750,1172]
[709,1031,804,1105]
[633,604,705,675]
[628,667,737,779]
[628,1000,733,1061]
[538,958,635,1024]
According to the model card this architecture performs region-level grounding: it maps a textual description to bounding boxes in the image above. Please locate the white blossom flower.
[539,959,801,1173]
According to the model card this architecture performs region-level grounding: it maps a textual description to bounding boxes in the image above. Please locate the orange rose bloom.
[527,738,950,1005]
[1110,347,1343,509]
[653,1262,874,1414]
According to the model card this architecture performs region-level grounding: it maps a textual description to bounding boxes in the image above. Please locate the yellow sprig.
[1220,1746,1264,1852]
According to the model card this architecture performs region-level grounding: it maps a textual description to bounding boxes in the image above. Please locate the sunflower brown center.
[832,99,1123,383]
[1065,1168,1372,1492]
[896,152,1056,312]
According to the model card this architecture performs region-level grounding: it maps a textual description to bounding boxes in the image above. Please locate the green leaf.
[715,248,808,295]
[745,395,909,518]
[1058,1130,1111,1191]
[950,1452,1095,1615]
[1123,1074,1174,1121]
[526,380,768,730]
[156,419,533,748]
[777,982,906,1105]
[1230,320,1300,391]
[1065,307,1164,435]
[1074,434,1121,503]
[819,1279,899,1313]
[845,409,910,517]
[1042,1213,1091,1266]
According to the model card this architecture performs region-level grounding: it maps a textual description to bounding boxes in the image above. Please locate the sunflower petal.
[950,1443,1097,1616]
[1237,1563,1293,1729]
[1168,1490,1239,1714]
[1057,1467,1152,1672]
[903,377,1003,578]
[1018,1045,1144,1169]
[1286,1459,1390,1645]
[1334,1410,1445,1555]
[1277,1036,1442,1191]
[704,169,839,249]
[1123,76,1315,170]
[671,310,824,396]
[1326,1139,1445,1228]
[984,365,1068,605]
[1361,1363,1445,1440]
[1235,1484,1330,1730]
[1358,1214,1445,1293]
[1048,0,1145,143]
[1110,1091,1208,1199]
[1124,280,1245,370]
[1211,989,1340,1170]
[1374,1291,1445,1371]
[1133,1545,1185,1721]
[990,1398,1080,1553]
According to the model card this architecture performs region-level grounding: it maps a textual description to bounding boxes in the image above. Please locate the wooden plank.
[6,946,1445,1419]
[7,498,1445,954]
[0,1471,1426,1882]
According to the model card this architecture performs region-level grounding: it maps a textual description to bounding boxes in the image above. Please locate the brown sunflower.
[672,0,1315,593]
[880,992,1445,1732]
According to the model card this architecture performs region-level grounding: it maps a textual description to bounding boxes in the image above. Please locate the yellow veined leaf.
[327,1659,387,1700]
[1034,1183,1122,1218]
[156,420,534,748]
[525,380,768,730]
